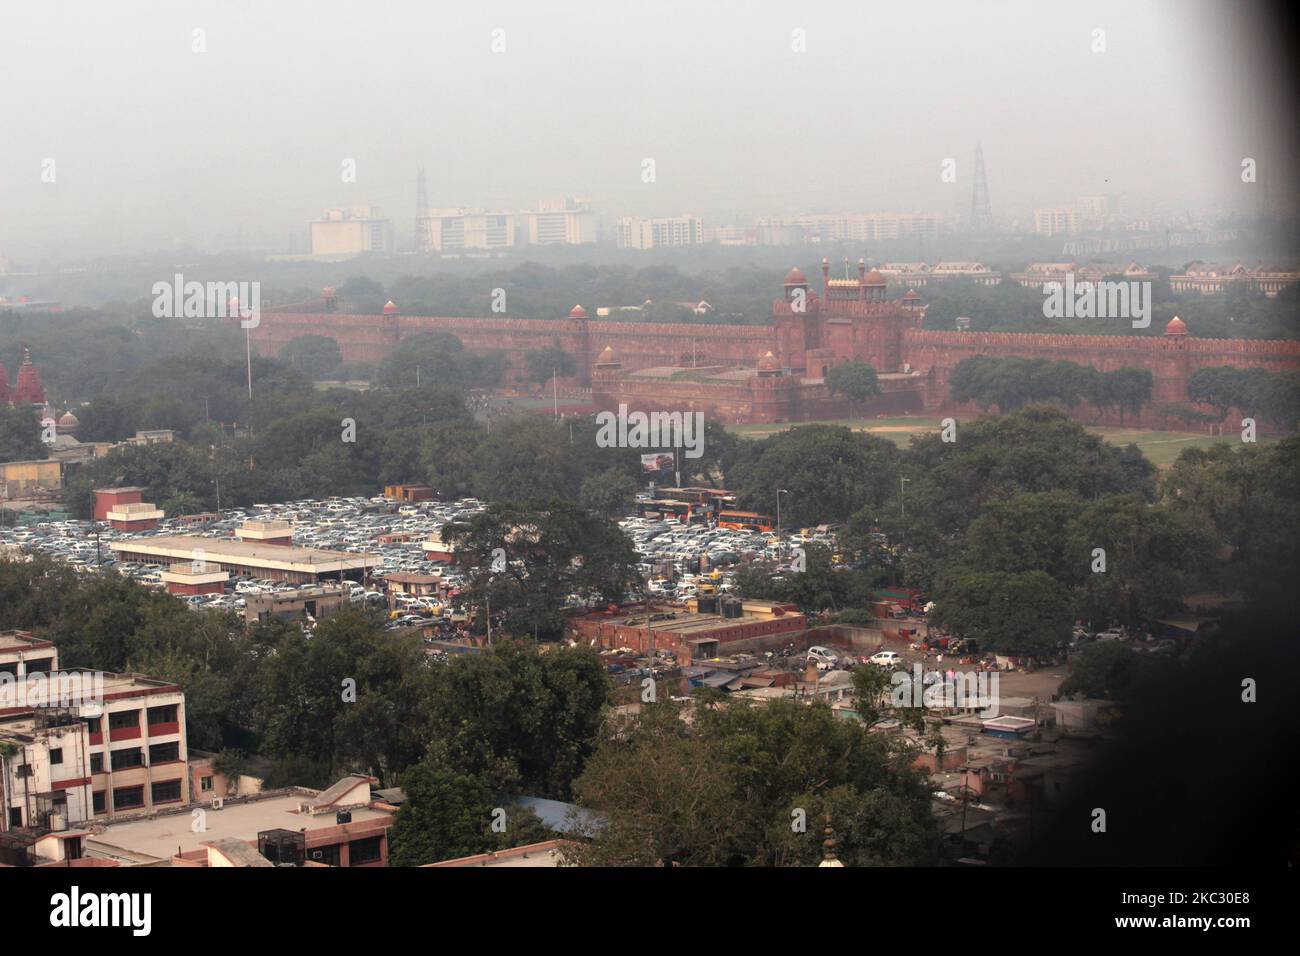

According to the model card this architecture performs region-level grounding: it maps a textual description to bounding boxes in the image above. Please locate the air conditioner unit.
[211,797,224,810]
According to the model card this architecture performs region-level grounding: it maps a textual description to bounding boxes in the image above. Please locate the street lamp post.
[900,477,910,521]
[776,489,788,534]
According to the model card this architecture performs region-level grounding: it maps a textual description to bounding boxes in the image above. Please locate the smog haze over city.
[2,0,1298,932]
[1,0,1297,257]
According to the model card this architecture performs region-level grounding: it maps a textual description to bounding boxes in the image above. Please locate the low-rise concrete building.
[384,572,443,600]
[234,519,293,547]
[243,584,349,624]
[0,630,57,677]
[427,839,571,867]
[1,634,190,832]
[384,484,434,503]
[160,561,229,596]
[110,535,375,584]
[566,599,805,660]
[103,500,165,531]
[1,459,62,498]
[86,774,395,867]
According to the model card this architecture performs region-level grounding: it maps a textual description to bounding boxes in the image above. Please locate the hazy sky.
[1,0,1295,254]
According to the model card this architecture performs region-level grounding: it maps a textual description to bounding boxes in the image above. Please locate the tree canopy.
[568,699,939,866]
[441,499,641,640]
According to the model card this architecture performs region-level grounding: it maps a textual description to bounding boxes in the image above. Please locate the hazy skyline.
[2,0,1295,256]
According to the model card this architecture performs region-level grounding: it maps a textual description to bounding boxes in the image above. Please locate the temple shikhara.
[1,347,50,408]
[248,263,1300,427]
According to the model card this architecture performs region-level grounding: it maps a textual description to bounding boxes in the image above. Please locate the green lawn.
[1085,428,1276,467]
[725,416,1273,467]
[727,416,936,442]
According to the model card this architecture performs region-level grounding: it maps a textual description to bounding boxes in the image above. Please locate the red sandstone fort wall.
[594,376,780,426]
[903,328,1300,410]
[248,308,1300,427]
[250,312,777,384]
[904,329,1300,373]
[588,320,773,370]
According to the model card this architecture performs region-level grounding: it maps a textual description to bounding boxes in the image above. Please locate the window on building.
[149,741,180,764]
[200,775,214,792]
[108,710,140,731]
[110,747,144,771]
[147,704,178,726]
[150,779,182,804]
[82,715,101,736]
[49,747,63,765]
[92,791,106,813]
[112,785,145,810]
[25,657,53,675]
[15,764,31,779]
[311,843,341,867]
[90,753,103,774]
[348,836,382,866]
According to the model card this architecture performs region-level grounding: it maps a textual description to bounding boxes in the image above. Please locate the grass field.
[725,416,1273,468]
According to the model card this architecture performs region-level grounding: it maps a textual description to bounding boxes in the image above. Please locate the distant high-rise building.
[1033,206,1080,237]
[414,168,431,253]
[423,208,516,251]
[705,224,755,245]
[616,215,703,249]
[310,206,392,256]
[1075,194,1110,222]
[754,212,940,244]
[970,142,993,232]
[522,198,596,245]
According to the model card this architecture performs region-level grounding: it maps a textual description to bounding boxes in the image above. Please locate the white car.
[869,651,902,668]
[807,646,839,669]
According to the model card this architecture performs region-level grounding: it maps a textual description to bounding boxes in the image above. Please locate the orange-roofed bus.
[717,510,775,532]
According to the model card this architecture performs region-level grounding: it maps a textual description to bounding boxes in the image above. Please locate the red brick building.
[93,487,165,530]
[566,599,805,660]
[93,487,145,521]
[160,561,229,596]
